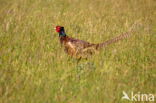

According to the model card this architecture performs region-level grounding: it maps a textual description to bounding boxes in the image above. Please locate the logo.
[122,91,155,102]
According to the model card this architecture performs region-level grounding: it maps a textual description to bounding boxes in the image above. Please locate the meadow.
[0,0,156,103]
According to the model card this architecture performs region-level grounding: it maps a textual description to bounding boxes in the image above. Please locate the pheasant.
[55,26,133,59]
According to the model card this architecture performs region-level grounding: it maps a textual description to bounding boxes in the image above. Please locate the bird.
[55,25,136,59]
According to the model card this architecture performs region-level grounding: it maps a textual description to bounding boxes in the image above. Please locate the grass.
[0,0,155,103]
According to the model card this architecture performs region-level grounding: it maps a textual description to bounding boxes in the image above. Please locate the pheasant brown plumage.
[55,26,131,59]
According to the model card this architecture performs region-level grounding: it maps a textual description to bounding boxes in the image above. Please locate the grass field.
[0,0,156,103]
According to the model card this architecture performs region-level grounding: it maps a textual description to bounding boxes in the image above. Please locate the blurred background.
[0,0,155,103]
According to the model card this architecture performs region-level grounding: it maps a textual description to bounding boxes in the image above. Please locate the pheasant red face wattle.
[55,26,61,32]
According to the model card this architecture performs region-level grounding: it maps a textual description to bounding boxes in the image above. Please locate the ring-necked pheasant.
[55,25,134,59]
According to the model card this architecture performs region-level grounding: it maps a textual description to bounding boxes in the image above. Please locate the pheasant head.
[55,26,66,37]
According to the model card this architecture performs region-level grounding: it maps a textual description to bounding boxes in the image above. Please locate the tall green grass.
[0,0,155,103]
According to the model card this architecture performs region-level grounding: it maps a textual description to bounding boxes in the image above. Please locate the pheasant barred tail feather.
[96,21,142,49]
[96,32,131,49]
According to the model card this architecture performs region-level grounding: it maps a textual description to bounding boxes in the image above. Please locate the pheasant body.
[59,36,97,58]
[55,26,131,59]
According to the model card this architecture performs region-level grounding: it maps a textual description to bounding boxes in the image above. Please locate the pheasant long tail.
[96,31,131,49]
[96,20,141,49]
